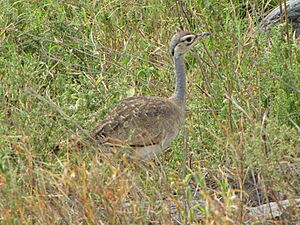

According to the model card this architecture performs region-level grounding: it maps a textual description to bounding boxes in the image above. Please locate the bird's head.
[169,31,210,58]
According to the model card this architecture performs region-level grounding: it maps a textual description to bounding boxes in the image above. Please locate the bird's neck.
[172,56,186,106]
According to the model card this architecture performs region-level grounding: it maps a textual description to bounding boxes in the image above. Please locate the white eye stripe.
[181,35,195,43]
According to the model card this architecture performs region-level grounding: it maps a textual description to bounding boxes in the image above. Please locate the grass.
[1,0,299,224]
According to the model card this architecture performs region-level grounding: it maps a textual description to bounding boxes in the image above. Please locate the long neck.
[172,56,186,105]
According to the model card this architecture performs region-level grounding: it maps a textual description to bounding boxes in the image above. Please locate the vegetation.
[1,0,299,224]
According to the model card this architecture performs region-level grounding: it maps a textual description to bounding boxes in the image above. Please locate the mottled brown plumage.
[91,31,210,159]
[92,96,184,159]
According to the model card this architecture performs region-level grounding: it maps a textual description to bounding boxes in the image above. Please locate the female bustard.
[91,31,210,159]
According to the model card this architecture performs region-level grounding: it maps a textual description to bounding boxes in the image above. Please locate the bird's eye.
[186,37,193,42]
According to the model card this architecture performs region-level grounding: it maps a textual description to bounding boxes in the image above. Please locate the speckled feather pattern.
[92,96,184,149]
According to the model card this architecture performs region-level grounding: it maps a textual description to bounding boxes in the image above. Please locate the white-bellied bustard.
[91,31,210,159]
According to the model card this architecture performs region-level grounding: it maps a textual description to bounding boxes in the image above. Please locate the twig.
[224,93,251,120]
[258,66,300,93]
[26,89,96,142]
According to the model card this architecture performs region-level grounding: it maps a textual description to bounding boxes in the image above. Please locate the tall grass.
[1,0,299,224]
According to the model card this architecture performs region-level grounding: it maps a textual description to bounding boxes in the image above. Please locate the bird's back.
[92,96,184,158]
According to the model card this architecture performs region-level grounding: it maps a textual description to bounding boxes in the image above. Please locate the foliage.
[1,0,299,224]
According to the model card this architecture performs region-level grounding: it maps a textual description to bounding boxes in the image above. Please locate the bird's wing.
[91,96,183,148]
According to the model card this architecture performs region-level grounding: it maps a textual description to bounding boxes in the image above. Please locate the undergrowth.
[1,0,299,224]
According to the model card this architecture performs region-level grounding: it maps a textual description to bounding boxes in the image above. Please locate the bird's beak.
[196,32,211,39]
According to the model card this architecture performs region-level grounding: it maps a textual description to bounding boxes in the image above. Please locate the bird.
[91,31,210,160]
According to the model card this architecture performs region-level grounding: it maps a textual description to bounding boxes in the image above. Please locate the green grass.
[1,0,299,224]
